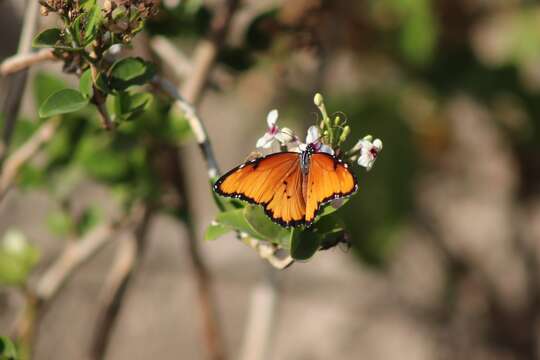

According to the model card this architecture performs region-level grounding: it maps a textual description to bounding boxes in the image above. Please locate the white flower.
[355,137,383,171]
[298,126,334,155]
[256,110,296,149]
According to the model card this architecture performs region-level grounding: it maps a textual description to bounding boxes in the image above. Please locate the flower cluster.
[256,94,383,171]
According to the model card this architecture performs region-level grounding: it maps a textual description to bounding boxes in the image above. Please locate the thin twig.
[149,36,231,92]
[149,36,196,80]
[0,0,40,162]
[93,88,115,131]
[151,77,220,178]
[180,0,239,104]
[239,265,280,360]
[34,216,134,302]
[90,206,153,360]
[0,49,57,77]
[0,117,60,201]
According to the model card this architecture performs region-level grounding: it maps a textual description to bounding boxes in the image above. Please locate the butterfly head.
[304,142,316,154]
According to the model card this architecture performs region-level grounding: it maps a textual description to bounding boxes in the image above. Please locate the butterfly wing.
[305,153,358,225]
[214,152,307,227]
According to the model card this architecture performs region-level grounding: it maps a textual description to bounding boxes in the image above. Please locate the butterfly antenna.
[311,111,321,126]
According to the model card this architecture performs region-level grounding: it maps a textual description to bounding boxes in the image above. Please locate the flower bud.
[339,126,350,143]
[314,93,324,107]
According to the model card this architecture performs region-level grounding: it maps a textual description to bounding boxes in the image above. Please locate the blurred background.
[1,0,540,359]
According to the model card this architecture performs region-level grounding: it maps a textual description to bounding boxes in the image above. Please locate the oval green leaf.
[205,222,232,241]
[79,69,94,99]
[39,89,89,118]
[215,209,265,240]
[32,28,62,48]
[0,336,18,360]
[290,229,321,260]
[243,206,290,246]
[109,57,156,91]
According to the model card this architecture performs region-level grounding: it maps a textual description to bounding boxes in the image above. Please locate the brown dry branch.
[0,49,57,77]
[34,216,136,302]
[0,117,61,201]
[90,206,153,360]
[0,0,40,162]
[149,36,231,90]
[239,265,280,360]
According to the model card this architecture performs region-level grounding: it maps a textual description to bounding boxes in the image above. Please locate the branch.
[151,77,220,178]
[92,88,115,131]
[239,266,280,360]
[0,49,57,76]
[90,206,153,360]
[0,117,60,201]
[0,0,41,162]
[149,36,231,92]
[34,214,135,302]
[180,0,239,104]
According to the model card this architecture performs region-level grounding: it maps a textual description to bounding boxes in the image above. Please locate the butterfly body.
[214,145,357,228]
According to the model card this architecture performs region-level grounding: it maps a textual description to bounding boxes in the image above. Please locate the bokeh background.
[1,0,540,359]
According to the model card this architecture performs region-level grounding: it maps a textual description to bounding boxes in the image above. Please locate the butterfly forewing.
[305,153,357,225]
[215,152,308,226]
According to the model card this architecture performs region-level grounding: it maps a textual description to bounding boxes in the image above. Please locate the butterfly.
[213,143,358,227]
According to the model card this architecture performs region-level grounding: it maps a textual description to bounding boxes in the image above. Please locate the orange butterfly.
[213,143,358,227]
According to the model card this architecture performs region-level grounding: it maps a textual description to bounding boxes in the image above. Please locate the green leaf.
[243,206,290,246]
[80,0,97,10]
[0,336,18,360]
[79,69,94,99]
[32,28,62,48]
[215,209,265,240]
[84,1,101,44]
[290,229,321,260]
[212,188,244,212]
[0,229,39,286]
[47,211,74,237]
[33,72,68,107]
[39,89,89,118]
[70,14,84,45]
[113,91,153,121]
[109,57,156,91]
[317,199,349,218]
[94,72,110,94]
[399,0,437,66]
[312,213,346,235]
[204,222,232,241]
[77,206,102,235]
[17,164,47,190]
[75,136,130,182]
